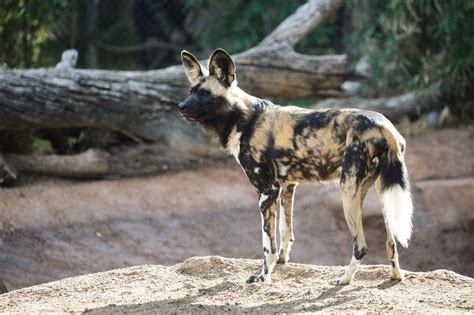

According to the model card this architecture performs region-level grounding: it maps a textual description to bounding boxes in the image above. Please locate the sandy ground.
[0,256,473,313]
[0,127,473,293]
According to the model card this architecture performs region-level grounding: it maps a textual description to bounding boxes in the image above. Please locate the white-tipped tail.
[381,185,413,247]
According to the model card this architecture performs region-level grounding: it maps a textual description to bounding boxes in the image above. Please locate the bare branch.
[258,0,344,48]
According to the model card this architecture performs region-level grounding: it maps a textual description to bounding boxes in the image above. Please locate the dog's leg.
[338,144,375,285]
[278,183,297,264]
[338,181,367,285]
[247,187,280,283]
[375,178,403,280]
[385,223,403,280]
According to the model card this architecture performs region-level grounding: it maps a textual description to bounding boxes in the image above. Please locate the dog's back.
[242,106,405,184]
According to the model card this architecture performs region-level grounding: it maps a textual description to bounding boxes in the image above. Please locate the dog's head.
[179,49,236,122]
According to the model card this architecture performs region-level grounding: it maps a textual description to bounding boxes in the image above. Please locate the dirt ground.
[1,256,473,313]
[0,127,473,292]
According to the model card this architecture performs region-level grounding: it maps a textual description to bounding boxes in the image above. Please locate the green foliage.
[0,0,68,68]
[295,13,341,55]
[349,0,474,117]
[186,0,308,54]
[33,137,52,150]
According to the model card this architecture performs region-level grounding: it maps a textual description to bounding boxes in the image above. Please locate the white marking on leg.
[261,212,271,251]
[339,256,361,285]
[259,194,269,208]
[254,167,260,174]
[278,203,291,263]
[390,259,404,280]
[260,212,278,282]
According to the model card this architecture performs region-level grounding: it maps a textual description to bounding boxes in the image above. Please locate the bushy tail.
[379,125,414,248]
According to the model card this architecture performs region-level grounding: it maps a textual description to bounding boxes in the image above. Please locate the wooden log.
[4,145,228,179]
[314,91,424,122]
[0,155,16,184]
[6,149,109,178]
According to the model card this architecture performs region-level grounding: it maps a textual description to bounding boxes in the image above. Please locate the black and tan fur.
[179,49,414,284]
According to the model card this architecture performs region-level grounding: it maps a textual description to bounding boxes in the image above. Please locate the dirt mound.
[1,256,472,313]
[0,127,473,292]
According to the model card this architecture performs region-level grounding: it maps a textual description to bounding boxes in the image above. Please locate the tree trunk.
[0,154,16,184]
[314,91,426,122]
[4,145,227,179]
[6,149,109,178]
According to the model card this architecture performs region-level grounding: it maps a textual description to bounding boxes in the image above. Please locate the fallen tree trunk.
[0,155,16,184]
[314,91,425,122]
[4,145,228,179]
[0,0,348,144]
[5,149,110,178]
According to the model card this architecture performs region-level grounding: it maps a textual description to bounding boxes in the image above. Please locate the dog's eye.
[199,90,211,98]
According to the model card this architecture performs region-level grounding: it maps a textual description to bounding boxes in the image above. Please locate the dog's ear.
[208,48,236,87]
[181,50,204,85]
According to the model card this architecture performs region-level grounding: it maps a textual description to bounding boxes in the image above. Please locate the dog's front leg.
[278,183,297,264]
[247,188,280,283]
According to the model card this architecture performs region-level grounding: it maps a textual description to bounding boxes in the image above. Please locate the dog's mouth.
[179,111,197,122]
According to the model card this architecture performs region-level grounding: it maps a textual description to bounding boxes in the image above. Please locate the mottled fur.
[179,49,413,284]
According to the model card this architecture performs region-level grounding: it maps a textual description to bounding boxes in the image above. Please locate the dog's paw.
[335,277,352,286]
[277,249,289,264]
[277,255,289,265]
[390,270,404,282]
[246,274,266,284]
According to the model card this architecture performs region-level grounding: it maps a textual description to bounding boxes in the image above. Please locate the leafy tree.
[186,0,341,55]
[0,0,68,68]
[349,0,474,118]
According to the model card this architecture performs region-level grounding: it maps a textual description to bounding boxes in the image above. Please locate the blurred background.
[0,0,473,292]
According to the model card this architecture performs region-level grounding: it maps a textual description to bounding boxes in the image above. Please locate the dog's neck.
[201,86,270,149]
[228,86,259,108]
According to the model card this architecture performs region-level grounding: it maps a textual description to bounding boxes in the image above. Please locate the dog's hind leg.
[278,183,298,264]
[338,144,376,285]
[338,181,368,285]
[247,186,281,283]
[384,220,403,280]
[375,179,404,281]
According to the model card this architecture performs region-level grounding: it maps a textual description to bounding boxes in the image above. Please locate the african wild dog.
[179,49,413,284]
